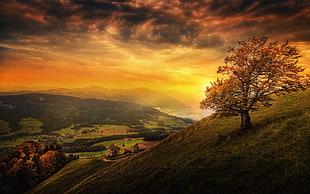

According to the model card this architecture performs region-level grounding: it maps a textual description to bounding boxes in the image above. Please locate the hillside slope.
[0,93,192,131]
[26,158,111,194]
[30,90,310,194]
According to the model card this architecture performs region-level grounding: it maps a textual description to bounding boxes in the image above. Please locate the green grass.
[53,125,76,135]
[27,158,112,194]
[0,135,41,148]
[0,118,43,139]
[75,133,108,139]
[18,117,42,133]
[92,137,144,153]
[139,116,187,130]
[0,120,11,134]
[99,125,128,130]
[30,90,309,194]
[72,124,139,140]
[61,138,76,143]
[69,151,105,158]
[66,137,145,157]
[158,115,186,127]
[0,138,27,148]
[140,120,160,129]
[0,118,43,148]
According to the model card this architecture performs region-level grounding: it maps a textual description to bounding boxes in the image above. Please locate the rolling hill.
[29,90,310,194]
[0,93,192,132]
[0,86,188,113]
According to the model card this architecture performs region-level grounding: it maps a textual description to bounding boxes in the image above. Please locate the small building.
[124,148,132,154]
[133,141,159,153]
[108,144,120,156]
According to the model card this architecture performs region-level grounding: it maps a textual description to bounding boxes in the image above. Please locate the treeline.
[62,132,170,153]
[0,141,77,193]
[62,133,146,153]
[63,145,107,153]
[0,131,59,141]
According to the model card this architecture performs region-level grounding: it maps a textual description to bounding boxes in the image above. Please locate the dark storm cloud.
[0,0,201,46]
[151,23,199,44]
[252,0,308,18]
[203,0,310,42]
[207,0,254,16]
[0,0,309,49]
[0,0,74,38]
[206,0,309,18]
[122,8,152,25]
[73,0,119,12]
[252,12,310,42]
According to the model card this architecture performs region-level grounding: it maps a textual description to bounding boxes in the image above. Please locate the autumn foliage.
[0,141,76,193]
[201,36,308,129]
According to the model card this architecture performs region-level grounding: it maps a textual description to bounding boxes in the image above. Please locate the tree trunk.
[240,111,253,130]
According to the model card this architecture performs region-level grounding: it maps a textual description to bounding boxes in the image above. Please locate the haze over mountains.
[0,92,193,159]
[0,93,192,132]
[0,86,212,120]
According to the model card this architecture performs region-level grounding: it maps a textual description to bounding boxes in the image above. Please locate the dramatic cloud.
[0,0,309,108]
[1,0,309,45]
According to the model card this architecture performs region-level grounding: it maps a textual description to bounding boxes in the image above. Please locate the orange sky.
[0,0,310,107]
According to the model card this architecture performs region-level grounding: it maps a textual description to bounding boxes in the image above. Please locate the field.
[0,117,187,156]
[29,90,310,194]
[61,138,145,158]
[53,125,76,135]
[0,118,44,148]
[0,93,193,156]
[0,120,11,134]
[0,118,42,137]
[18,118,43,133]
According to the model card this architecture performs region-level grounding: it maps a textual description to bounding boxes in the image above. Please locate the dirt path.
[101,155,131,162]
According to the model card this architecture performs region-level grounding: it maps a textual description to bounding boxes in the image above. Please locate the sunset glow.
[1,0,309,107]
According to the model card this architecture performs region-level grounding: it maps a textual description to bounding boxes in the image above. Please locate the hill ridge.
[0,86,188,110]
[0,93,193,132]
[30,90,310,194]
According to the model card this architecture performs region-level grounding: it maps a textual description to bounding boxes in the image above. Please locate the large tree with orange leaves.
[201,36,308,130]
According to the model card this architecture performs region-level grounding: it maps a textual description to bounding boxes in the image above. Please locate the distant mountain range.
[0,93,193,131]
[0,86,188,112]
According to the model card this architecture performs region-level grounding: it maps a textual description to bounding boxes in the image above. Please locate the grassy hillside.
[27,159,111,194]
[30,90,310,194]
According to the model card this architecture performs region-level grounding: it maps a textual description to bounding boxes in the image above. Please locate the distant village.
[108,141,159,157]
[8,124,161,159]
[19,132,159,159]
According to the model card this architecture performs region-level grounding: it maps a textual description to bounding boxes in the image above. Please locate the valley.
[0,93,193,157]
[1,0,309,193]
[28,89,310,194]
[0,86,212,120]
[1,90,309,193]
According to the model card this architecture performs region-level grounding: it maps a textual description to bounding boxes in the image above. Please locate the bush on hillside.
[0,141,76,193]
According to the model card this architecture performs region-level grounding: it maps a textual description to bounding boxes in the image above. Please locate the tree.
[201,36,308,130]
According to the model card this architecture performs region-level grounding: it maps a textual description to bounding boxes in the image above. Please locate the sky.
[0,0,310,107]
